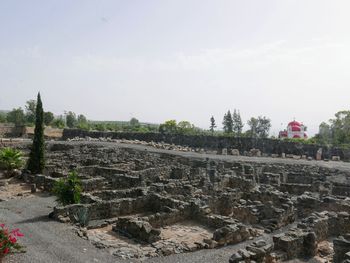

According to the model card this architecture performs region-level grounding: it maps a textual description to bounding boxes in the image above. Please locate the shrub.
[0,224,24,257]
[0,148,23,171]
[52,171,82,206]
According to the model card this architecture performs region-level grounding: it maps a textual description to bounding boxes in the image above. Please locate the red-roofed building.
[279,120,307,139]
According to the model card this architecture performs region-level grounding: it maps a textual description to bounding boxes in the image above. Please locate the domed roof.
[288,121,301,127]
[293,134,301,138]
[291,126,301,132]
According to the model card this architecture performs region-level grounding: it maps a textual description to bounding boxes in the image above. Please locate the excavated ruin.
[21,140,350,262]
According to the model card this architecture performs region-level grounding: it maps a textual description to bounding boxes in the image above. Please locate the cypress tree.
[233,109,244,135]
[209,116,216,134]
[222,110,233,134]
[27,92,45,174]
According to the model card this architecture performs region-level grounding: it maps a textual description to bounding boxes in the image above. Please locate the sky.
[1,0,350,136]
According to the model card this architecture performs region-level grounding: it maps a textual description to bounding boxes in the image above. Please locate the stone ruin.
[21,141,350,261]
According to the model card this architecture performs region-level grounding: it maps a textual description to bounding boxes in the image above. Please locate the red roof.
[293,134,301,138]
[279,131,288,137]
[288,121,301,127]
[291,126,301,132]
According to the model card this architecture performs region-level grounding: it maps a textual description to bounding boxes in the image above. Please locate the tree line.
[0,100,56,127]
[209,110,271,138]
[315,110,350,147]
[9,95,350,145]
[0,99,158,132]
[1,99,272,137]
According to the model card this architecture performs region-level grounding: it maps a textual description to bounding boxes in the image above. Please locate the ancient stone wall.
[0,124,25,137]
[24,140,350,261]
[62,129,347,160]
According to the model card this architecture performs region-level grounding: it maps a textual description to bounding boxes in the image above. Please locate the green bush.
[0,148,23,171]
[52,171,82,206]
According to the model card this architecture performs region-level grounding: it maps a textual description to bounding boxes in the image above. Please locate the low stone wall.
[62,129,347,160]
[0,124,25,137]
[25,126,63,139]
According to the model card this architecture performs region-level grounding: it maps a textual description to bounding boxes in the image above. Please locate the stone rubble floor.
[87,221,214,260]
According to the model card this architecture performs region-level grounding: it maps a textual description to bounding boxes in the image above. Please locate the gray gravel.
[0,193,119,263]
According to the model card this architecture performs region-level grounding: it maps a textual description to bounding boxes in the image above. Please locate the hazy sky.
[1,1,350,136]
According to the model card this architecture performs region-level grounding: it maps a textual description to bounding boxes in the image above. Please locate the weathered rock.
[114,218,161,243]
[213,224,250,245]
[229,252,243,263]
[334,235,350,263]
[231,149,240,156]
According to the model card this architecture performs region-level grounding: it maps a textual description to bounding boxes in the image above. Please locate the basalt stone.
[334,235,350,263]
[114,218,161,243]
[213,224,250,245]
[229,252,243,263]
[303,232,317,257]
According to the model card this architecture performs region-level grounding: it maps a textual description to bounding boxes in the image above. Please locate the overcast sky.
[1,1,350,136]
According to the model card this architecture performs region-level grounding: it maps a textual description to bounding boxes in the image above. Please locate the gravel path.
[0,193,119,263]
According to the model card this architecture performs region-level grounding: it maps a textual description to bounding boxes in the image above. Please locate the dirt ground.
[0,173,34,202]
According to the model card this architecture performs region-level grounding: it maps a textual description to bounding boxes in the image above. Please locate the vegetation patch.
[0,148,23,171]
[53,171,82,206]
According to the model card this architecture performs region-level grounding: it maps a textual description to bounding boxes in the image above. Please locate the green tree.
[317,122,331,144]
[44,111,54,126]
[177,121,195,134]
[6,108,25,126]
[247,116,271,138]
[129,117,140,131]
[256,116,271,138]
[232,109,243,135]
[94,123,106,131]
[222,110,233,134]
[210,116,216,134]
[0,112,7,123]
[159,120,177,134]
[247,117,258,138]
[77,114,87,124]
[318,110,350,145]
[65,111,77,128]
[27,93,45,174]
[77,114,89,130]
[25,99,37,124]
[52,117,65,129]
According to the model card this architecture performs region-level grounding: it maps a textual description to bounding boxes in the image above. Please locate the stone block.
[332,156,341,161]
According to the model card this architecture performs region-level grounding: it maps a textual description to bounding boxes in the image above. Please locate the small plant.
[73,206,89,226]
[0,224,24,258]
[0,148,23,171]
[52,171,82,206]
